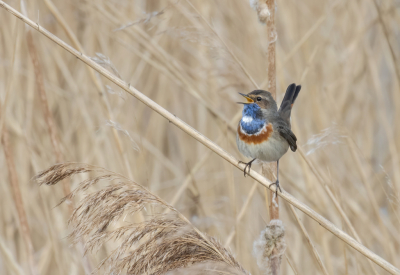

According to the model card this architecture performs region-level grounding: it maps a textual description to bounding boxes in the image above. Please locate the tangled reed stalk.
[34,163,249,275]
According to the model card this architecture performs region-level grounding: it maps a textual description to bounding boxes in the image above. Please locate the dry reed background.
[1,0,400,274]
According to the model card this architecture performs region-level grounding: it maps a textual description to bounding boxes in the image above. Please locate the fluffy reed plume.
[34,163,249,275]
[249,0,270,24]
[90,53,121,78]
[167,262,246,275]
[104,120,140,151]
[253,220,286,275]
[304,124,345,155]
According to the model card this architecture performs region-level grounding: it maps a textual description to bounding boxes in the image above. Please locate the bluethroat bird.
[236,83,301,194]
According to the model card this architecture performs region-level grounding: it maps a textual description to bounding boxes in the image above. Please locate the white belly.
[236,134,289,162]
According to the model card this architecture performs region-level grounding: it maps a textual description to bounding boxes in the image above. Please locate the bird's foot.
[239,160,253,177]
[269,180,282,197]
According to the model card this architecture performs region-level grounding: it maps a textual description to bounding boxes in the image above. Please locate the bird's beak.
[237,93,254,104]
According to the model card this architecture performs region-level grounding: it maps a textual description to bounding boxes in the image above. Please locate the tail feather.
[292,85,301,103]
[278,83,301,123]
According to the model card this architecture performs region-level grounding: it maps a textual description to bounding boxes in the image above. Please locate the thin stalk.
[43,0,134,180]
[289,205,330,275]
[224,182,258,247]
[265,6,281,274]
[185,0,259,89]
[0,236,24,275]
[26,31,71,197]
[0,20,37,275]
[1,124,37,275]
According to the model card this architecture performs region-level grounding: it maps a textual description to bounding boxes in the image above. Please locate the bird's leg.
[268,159,282,196]
[238,158,256,177]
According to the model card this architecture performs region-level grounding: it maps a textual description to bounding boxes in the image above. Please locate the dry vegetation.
[0,0,400,274]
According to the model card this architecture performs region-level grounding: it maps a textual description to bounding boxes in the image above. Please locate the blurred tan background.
[1,0,399,274]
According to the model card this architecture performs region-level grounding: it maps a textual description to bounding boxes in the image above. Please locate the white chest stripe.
[241,116,253,123]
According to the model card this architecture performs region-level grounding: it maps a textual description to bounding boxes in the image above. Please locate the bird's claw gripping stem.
[238,158,256,177]
[269,179,282,197]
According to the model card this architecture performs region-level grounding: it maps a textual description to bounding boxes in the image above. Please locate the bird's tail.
[278,83,301,123]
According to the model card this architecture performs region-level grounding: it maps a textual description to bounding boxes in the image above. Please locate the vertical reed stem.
[264,1,282,274]
[266,0,277,97]
[265,0,279,221]
[1,124,37,275]
[26,31,72,198]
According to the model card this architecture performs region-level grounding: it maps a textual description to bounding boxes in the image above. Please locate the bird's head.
[238,90,278,117]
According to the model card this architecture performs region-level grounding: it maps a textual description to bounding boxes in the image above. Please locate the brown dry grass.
[0,0,399,274]
[34,163,248,275]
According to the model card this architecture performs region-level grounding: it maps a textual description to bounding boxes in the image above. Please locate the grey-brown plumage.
[244,83,300,152]
[236,83,301,194]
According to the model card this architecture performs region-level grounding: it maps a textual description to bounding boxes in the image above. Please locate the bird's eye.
[256,97,262,101]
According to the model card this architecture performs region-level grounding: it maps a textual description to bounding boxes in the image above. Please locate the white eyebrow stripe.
[242,116,253,123]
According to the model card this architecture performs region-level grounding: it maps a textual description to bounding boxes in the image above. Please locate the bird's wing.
[276,124,297,152]
[278,84,301,124]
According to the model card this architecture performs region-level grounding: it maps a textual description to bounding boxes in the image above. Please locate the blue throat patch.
[240,104,266,134]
